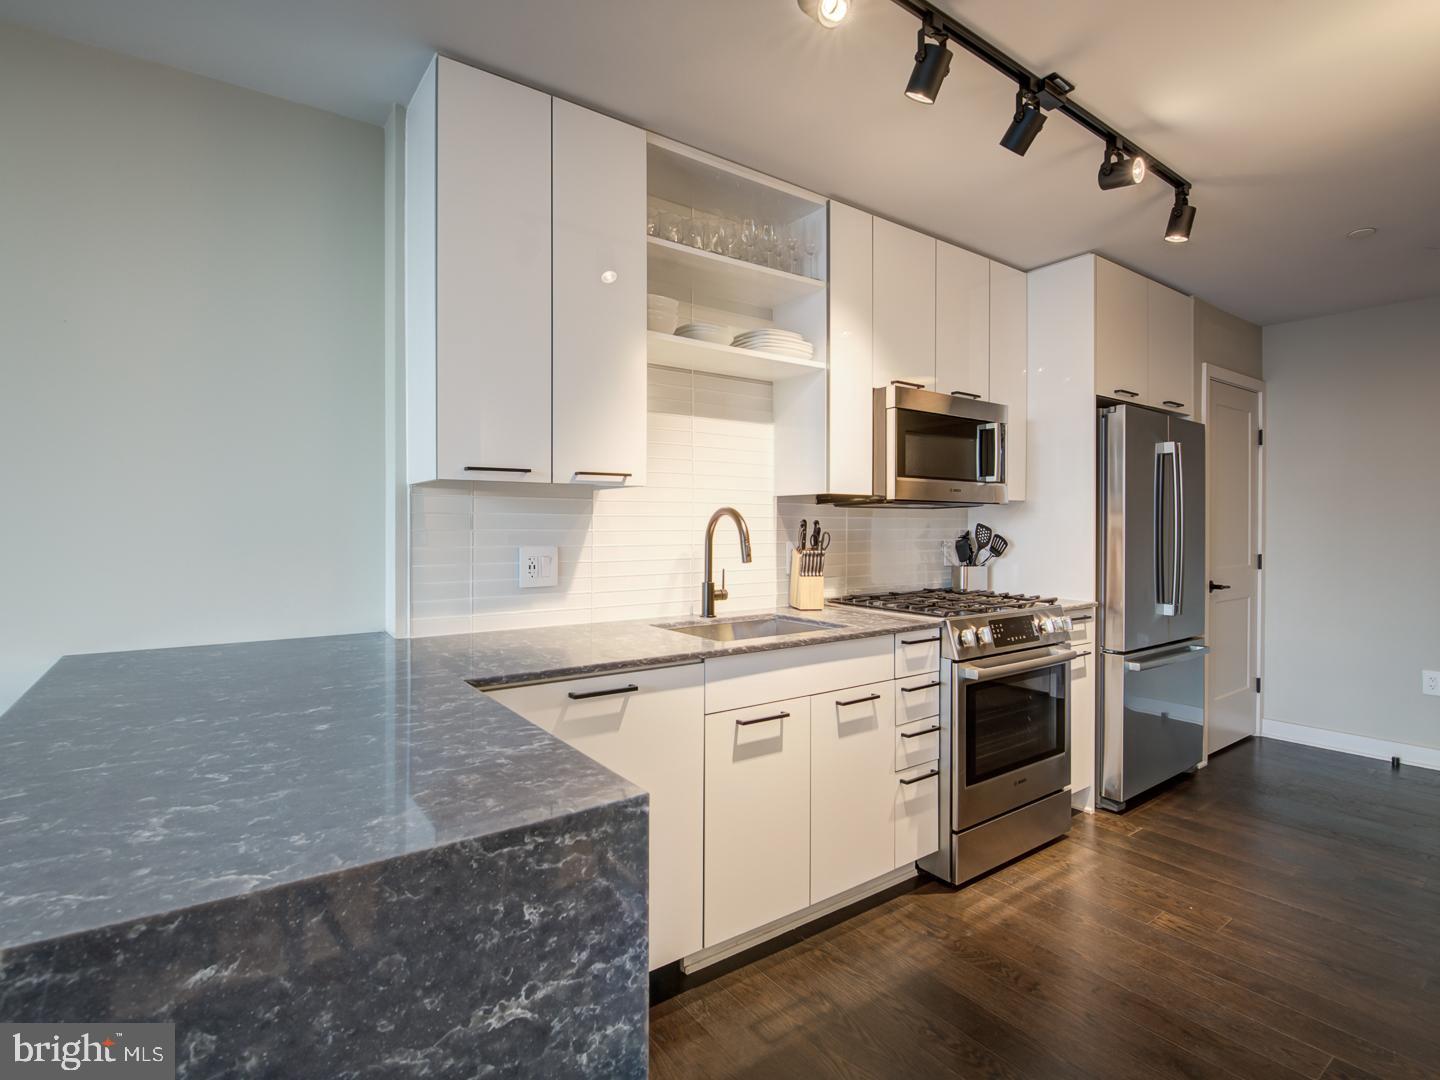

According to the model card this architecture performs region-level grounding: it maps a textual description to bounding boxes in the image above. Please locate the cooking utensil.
[972,523,993,558]
[979,534,1009,564]
[955,533,974,567]
[814,530,830,576]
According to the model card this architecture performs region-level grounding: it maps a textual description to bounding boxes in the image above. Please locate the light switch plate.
[518,546,558,589]
[1423,671,1440,697]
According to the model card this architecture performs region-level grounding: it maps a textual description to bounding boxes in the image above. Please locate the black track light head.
[1165,189,1197,243]
[905,25,952,104]
[1098,141,1146,190]
[1000,89,1046,156]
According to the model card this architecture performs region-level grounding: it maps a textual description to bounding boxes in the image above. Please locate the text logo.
[2,1024,174,1078]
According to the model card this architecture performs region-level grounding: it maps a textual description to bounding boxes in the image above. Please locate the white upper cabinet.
[872,218,937,390]
[552,100,647,486]
[1146,279,1195,415]
[935,242,990,401]
[989,261,1028,502]
[827,202,874,496]
[408,56,553,484]
[1093,257,1149,406]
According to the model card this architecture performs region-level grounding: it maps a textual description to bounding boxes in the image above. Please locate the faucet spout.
[701,507,752,617]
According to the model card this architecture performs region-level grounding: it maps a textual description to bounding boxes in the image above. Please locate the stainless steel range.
[834,589,1085,885]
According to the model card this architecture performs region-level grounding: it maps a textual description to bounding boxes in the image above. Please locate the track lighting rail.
[887,0,1193,196]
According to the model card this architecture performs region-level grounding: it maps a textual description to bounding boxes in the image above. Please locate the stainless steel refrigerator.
[1097,403,1209,811]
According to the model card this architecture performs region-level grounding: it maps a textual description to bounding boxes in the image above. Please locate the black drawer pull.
[567,684,638,700]
[574,471,632,478]
[900,725,941,739]
[900,769,940,785]
[890,379,925,389]
[899,636,940,645]
[736,711,789,727]
[464,466,533,474]
[1113,388,1139,398]
[900,680,941,693]
[1162,400,1186,409]
[836,693,883,707]
[950,390,981,399]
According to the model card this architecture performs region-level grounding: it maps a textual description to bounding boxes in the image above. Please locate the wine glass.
[760,224,778,268]
[740,219,759,264]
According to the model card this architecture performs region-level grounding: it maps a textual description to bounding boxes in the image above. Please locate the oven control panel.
[989,615,1041,648]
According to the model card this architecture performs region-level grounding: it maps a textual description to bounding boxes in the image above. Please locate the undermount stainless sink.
[660,615,842,642]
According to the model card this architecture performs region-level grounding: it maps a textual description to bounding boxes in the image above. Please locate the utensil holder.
[788,548,825,611]
[951,564,990,592]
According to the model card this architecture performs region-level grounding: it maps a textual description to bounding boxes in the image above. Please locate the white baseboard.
[1261,718,1440,772]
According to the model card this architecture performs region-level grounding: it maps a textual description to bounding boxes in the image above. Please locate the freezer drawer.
[1099,641,1206,807]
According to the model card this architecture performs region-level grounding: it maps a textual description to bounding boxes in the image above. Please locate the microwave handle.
[977,422,1005,484]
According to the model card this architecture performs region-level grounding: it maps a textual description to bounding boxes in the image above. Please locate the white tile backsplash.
[408,367,969,637]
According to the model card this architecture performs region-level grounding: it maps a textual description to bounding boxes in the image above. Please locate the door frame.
[1200,363,1266,760]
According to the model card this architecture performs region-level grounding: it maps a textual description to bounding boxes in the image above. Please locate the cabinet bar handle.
[900,680,941,693]
[899,725,941,739]
[1070,614,1094,623]
[567,684,639,700]
[1162,400,1186,409]
[836,693,882,707]
[900,635,940,645]
[574,471,632,478]
[900,769,940,785]
[736,711,789,727]
[465,466,533,474]
[890,379,925,389]
[950,390,981,399]
[1113,389,1140,398]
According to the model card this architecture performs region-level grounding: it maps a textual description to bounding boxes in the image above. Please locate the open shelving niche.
[646,134,828,495]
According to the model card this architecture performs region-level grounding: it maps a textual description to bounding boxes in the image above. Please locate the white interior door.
[1205,377,1262,753]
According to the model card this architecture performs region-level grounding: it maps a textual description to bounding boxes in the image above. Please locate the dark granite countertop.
[0,604,931,953]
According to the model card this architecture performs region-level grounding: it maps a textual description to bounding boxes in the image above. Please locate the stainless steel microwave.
[868,383,1009,506]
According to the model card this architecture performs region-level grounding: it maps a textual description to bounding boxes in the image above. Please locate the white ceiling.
[5,0,1439,325]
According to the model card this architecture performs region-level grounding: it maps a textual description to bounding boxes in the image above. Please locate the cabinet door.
[1093,257,1148,405]
[489,664,704,967]
[935,242,990,401]
[872,218,937,390]
[827,202,875,496]
[704,698,811,946]
[1147,280,1195,415]
[989,261,1028,501]
[1067,618,1097,811]
[435,58,552,482]
[895,761,941,867]
[552,100,647,486]
[810,681,896,903]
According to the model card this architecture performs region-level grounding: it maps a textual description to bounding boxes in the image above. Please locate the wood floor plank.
[650,738,1440,1080]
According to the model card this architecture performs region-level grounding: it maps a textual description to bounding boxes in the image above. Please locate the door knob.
[1208,580,1231,592]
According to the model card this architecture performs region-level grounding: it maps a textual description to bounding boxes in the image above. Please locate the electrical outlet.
[1424,671,1440,697]
[518,546,558,589]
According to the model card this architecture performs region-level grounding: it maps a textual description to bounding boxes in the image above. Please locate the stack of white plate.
[674,322,731,345]
[731,328,814,359]
[647,294,680,333]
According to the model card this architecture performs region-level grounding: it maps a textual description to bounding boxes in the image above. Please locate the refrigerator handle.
[1172,440,1185,616]
[1155,441,1180,617]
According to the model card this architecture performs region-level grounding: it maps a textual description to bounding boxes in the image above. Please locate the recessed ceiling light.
[1346,227,1377,239]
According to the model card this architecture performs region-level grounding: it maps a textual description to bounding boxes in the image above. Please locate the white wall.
[1194,299,1262,403]
[409,366,967,635]
[0,23,385,712]
[1263,296,1440,752]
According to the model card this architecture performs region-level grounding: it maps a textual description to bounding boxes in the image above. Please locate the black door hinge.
[1257,429,1264,446]
[1256,553,1263,570]
[1255,677,1262,693]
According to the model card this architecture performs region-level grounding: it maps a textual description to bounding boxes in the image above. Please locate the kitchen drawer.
[810,681,896,903]
[1067,610,1095,645]
[704,697,812,947]
[704,635,893,714]
[488,663,704,968]
[894,675,942,726]
[894,717,941,771]
[893,630,942,678]
[895,760,941,868]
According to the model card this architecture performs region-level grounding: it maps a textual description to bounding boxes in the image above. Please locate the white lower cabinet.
[1068,611,1097,811]
[895,761,942,867]
[703,697,812,947]
[487,664,704,969]
[809,681,897,904]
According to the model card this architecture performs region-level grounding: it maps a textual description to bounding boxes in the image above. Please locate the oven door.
[952,646,1076,829]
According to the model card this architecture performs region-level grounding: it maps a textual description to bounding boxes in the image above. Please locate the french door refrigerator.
[1097,403,1209,811]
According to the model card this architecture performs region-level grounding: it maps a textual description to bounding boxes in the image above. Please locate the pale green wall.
[0,22,385,711]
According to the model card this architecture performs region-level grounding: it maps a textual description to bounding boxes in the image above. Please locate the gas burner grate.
[834,589,1059,617]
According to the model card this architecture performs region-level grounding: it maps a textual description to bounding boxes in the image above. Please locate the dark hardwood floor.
[650,738,1440,1080]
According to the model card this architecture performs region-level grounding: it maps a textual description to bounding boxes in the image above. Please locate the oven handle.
[954,648,1081,681]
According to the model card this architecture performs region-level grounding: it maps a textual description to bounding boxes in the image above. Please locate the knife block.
[788,549,825,611]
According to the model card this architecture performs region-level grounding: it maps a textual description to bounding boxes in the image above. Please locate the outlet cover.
[1424,671,1440,697]
[518,546,558,589]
